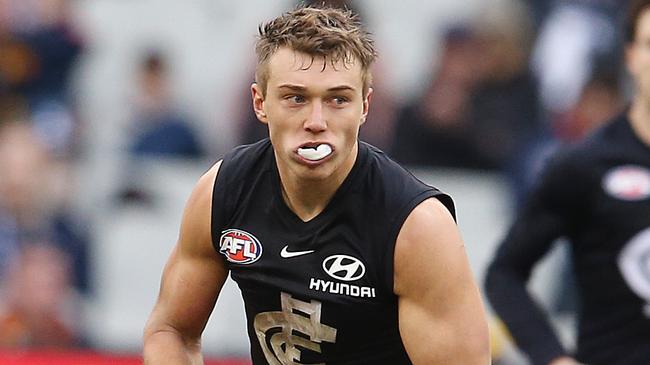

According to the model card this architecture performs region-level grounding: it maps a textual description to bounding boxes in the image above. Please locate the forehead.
[265,47,363,90]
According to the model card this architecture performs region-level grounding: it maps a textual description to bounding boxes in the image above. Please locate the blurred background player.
[484,1,650,364]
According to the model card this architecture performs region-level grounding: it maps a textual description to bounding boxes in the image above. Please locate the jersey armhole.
[384,190,454,295]
[210,159,230,255]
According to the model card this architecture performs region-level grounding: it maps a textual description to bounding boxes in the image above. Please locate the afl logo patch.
[603,165,650,201]
[219,229,263,264]
[322,254,366,281]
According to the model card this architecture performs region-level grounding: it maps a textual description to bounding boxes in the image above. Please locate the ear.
[360,87,373,125]
[251,83,268,124]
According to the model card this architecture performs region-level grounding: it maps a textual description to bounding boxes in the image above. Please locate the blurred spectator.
[391,0,540,171]
[511,67,625,209]
[116,51,205,205]
[530,0,628,121]
[0,0,83,156]
[553,67,625,142]
[127,51,204,159]
[357,60,398,151]
[0,119,91,294]
[471,0,541,170]
[238,0,397,151]
[0,243,82,348]
[390,24,485,168]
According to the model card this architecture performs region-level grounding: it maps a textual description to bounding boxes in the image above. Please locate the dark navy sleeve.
[484,147,592,365]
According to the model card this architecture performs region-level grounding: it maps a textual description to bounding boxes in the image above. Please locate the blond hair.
[255,6,377,96]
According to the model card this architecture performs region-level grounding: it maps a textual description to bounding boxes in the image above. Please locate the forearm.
[143,329,203,365]
[485,263,566,365]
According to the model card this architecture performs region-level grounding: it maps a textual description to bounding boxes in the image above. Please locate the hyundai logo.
[322,254,366,281]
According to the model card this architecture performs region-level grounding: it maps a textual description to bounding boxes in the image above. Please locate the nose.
[304,101,327,133]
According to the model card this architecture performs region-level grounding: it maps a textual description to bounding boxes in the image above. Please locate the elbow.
[484,260,529,299]
[143,324,164,346]
[143,317,170,344]
[143,321,201,352]
[143,319,157,344]
[483,261,502,297]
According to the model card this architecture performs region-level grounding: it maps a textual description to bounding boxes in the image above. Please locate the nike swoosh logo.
[280,245,315,258]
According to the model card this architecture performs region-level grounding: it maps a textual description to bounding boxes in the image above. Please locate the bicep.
[152,244,227,338]
[394,198,489,365]
[146,163,228,340]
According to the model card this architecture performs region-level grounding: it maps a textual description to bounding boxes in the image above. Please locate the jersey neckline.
[269,140,368,227]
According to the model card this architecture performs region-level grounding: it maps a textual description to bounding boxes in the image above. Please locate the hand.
[548,356,586,365]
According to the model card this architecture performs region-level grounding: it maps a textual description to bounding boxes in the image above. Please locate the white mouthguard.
[297,144,332,161]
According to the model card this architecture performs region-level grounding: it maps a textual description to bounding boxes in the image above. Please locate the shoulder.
[393,197,462,294]
[363,141,414,178]
[361,142,435,195]
[538,116,619,183]
[214,139,273,191]
[219,139,272,172]
[210,140,274,249]
[396,198,457,247]
[527,116,629,211]
[541,114,628,179]
[185,137,268,239]
[361,142,456,219]
[178,161,222,256]
[573,112,629,159]
[184,162,222,222]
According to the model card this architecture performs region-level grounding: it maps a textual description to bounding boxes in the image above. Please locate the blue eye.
[288,95,306,104]
[332,96,349,105]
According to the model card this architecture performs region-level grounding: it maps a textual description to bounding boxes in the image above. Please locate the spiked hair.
[255,6,377,96]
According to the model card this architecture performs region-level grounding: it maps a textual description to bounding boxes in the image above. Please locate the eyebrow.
[327,85,356,92]
[277,84,357,92]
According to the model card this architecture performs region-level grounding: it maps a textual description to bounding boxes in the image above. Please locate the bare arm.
[394,198,490,364]
[143,162,227,365]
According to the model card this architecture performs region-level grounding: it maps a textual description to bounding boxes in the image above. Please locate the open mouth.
[297,143,333,161]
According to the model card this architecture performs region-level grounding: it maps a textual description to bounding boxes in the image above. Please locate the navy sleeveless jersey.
[211,139,454,365]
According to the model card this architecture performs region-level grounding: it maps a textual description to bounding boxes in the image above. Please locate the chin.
[295,162,336,181]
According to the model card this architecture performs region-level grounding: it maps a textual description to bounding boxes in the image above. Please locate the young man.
[143,6,489,365]
[485,1,650,364]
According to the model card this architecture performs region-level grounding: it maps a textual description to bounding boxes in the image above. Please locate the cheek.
[266,119,296,150]
[637,51,650,71]
[629,59,646,83]
[638,57,650,73]
[266,123,284,146]
[637,61,650,84]
[342,120,362,141]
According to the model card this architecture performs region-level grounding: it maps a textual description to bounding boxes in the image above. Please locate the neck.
[277,143,358,222]
[628,97,650,147]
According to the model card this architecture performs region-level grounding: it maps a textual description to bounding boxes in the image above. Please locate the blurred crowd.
[0,0,88,348]
[0,0,633,361]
